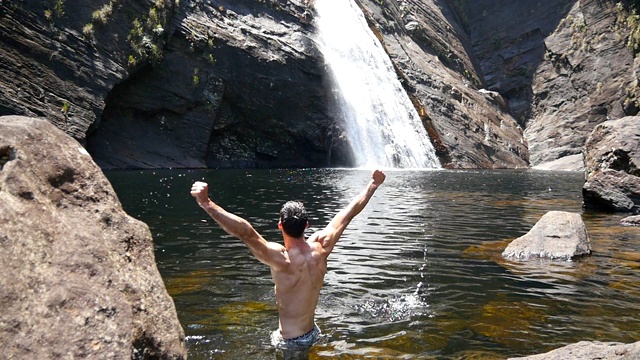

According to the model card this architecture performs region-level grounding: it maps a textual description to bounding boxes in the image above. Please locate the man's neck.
[283,235,306,249]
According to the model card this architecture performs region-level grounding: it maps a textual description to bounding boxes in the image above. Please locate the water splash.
[354,292,430,322]
[314,0,440,169]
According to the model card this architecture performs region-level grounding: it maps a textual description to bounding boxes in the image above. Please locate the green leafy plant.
[92,2,114,24]
[53,0,65,17]
[44,0,64,19]
[127,1,169,66]
[82,23,95,39]
[616,2,640,55]
[491,35,501,49]
[192,68,200,86]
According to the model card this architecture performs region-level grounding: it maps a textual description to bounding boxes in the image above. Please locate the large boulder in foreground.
[0,116,185,359]
[508,340,640,360]
[583,117,640,213]
[502,211,591,260]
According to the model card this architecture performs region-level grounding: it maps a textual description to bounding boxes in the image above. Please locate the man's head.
[279,201,308,238]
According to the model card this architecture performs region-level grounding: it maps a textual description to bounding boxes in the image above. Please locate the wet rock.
[621,215,640,226]
[583,170,640,212]
[582,117,640,213]
[507,340,640,360]
[502,211,591,260]
[0,116,186,359]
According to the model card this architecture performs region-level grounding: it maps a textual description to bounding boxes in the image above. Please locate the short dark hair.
[279,201,308,238]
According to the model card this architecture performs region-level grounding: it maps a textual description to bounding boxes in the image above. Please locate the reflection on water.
[105,169,640,359]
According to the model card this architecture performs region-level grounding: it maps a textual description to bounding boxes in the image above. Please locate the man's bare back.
[270,237,326,338]
[191,169,385,349]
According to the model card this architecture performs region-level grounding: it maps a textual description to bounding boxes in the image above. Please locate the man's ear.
[306,221,310,228]
[278,220,283,229]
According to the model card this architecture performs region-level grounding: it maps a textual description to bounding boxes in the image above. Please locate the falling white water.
[314,0,440,169]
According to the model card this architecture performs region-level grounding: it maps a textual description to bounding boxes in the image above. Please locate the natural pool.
[106,168,640,359]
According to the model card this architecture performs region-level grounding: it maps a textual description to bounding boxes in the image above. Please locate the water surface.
[106,169,640,359]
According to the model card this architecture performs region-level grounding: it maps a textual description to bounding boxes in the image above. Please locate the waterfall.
[314,0,441,169]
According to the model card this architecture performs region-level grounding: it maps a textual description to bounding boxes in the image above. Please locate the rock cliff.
[523,0,638,166]
[0,0,176,143]
[451,0,638,167]
[0,116,186,359]
[87,0,339,169]
[0,0,638,169]
[355,0,528,168]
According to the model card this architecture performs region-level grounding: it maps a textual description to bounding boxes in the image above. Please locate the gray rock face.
[463,0,637,167]
[464,0,575,125]
[502,211,591,260]
[532,154,585,172]
[583,117,640,213]
[523,0,637,166]
[0,116,186,359]
[508,341,640,360]
[357,0,529,168]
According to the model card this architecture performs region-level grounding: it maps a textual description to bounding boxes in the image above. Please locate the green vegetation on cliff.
[619,1,640,55]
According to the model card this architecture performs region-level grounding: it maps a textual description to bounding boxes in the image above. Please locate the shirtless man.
[190,169,386,350]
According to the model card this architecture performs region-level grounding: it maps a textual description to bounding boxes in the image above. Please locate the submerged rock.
[621,215,640,226]
[0,116,186,359]
[508,340,640,360]
[502,211,591,260]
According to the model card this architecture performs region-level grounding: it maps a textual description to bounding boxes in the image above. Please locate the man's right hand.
[371,169,385,187]
[190,181,210,206]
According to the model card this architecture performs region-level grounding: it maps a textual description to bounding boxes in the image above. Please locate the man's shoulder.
[307,229,328,243]
[306,230,333,254]
[266,240,286,252]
